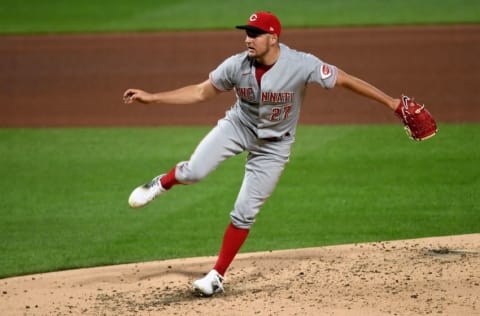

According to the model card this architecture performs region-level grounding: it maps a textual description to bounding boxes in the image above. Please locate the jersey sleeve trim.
[208,71,230,92]
[324,65,338,89]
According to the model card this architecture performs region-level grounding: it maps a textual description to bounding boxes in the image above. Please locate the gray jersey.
[209,43,338,139]
[174,43,339,229]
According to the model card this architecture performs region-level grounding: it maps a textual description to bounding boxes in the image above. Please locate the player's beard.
[248,42,270,62]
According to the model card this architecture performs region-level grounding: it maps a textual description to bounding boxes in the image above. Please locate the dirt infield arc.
[2,234,479,315]
[1,24,479,127]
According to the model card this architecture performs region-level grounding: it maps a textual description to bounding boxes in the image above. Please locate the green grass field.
[1,1,479,278]
[1,0,479,34]
[0,125,478,278]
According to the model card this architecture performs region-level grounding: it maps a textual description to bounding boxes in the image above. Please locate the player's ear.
[269,34,279,45]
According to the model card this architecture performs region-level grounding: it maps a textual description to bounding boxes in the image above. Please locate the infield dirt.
[1,25,479,127]
[2,235,479,315]
[1,25,479,315]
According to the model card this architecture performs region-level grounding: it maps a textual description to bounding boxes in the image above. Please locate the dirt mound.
[2,234,478,315]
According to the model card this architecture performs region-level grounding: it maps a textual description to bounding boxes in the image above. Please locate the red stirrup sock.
[213,223,250,276]
[160,166,180,190]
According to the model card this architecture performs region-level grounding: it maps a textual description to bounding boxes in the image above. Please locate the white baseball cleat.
[128,174,166,208]
[192,269,224,297]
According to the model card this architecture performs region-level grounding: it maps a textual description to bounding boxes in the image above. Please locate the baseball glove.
[394,95,438,141]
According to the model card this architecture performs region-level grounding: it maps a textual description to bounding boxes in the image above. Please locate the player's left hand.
[394,95,438,141]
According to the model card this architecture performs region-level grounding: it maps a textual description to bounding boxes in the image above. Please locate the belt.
[262,132,291,142]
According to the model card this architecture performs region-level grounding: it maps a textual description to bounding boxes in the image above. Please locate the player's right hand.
[123,89,153,104]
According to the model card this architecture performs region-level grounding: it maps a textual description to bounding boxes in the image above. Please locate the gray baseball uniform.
[175,43,338,229]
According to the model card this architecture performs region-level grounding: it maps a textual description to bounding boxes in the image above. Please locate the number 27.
[270,105,292,121]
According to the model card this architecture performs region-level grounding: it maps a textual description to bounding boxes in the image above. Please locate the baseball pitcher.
[123,12,437,297]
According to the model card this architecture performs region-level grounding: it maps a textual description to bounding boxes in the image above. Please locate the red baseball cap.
[236,12,282,37]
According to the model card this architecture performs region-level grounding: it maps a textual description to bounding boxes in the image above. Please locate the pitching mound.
[2,234,478,315]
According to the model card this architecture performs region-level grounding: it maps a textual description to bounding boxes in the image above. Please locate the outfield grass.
[1,0,479,34]
[0,125,478,278]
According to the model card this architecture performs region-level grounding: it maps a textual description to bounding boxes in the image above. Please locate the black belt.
[262,132,291,142]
